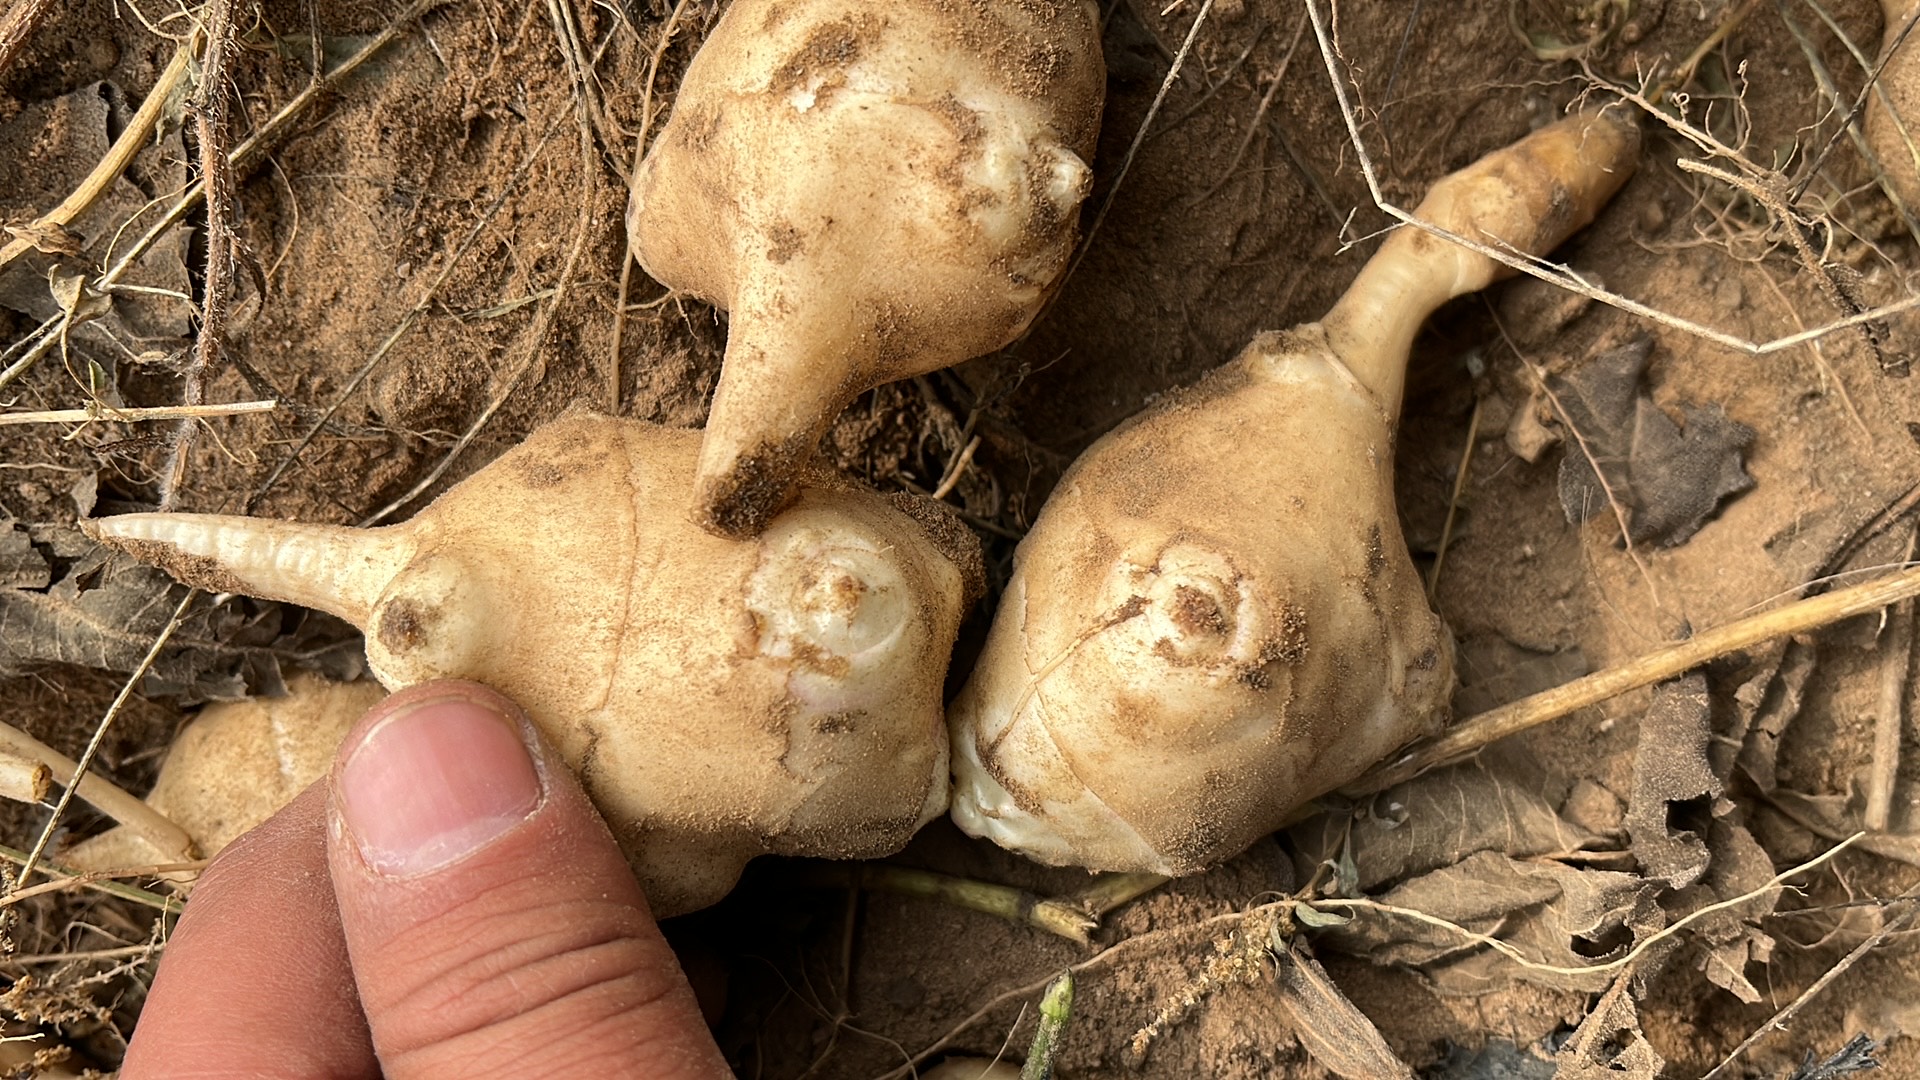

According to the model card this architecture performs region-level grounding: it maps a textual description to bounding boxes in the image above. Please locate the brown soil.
[6,0,1920,1077]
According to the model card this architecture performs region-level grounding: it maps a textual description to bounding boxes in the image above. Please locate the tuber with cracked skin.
[948,111,1641,875]
[85,413,981,915]
[627,0,1105,537]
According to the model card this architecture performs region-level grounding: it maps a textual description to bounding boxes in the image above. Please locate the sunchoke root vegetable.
[627,0,1105,537]
[64,674,382,872]
[1869,0,1920,209]
[949,111,1641,875]
[86,413,981,915]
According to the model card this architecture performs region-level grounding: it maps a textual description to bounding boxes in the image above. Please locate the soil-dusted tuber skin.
[1869,0,1920,210]
[85,414,981,916]
[64,674,383,873]
[627,0,1105,538]
[949,111,1641,875]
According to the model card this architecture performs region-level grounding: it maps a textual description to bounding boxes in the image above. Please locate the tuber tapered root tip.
[693,434,813,539]
[83,512,412,627]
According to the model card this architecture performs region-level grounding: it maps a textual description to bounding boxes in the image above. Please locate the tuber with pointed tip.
[627,0,1105,537]
[85,413,981,915]
[948,111,1641,875]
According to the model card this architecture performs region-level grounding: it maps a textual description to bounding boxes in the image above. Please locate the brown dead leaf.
[1555,976,1664,1079]
[1317,850,1663,995]
[0,525,364,701]
[0,522,50,590]
[1676,819,1779,1004]
[1290,751,1600,892]
[1553,337,1756,547]
[1626,674,1720,888]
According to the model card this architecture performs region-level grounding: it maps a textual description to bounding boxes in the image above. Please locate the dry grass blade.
[611,0,698,413]
[0,400,276,426]
[0,41,196,273]
[16,590,198,885]
[1701,884,1920,1079]
[1350,562,1920,794]
[159,0,241,512]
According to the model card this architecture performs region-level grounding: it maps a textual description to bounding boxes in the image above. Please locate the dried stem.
[1350,563,1920,795]
[0,42,196,273]
[1867,544,1915,832]
[0,844,183,912]
[1701,884,1920,1079]
[160,0,241,512]
[612,0,698,413]
[0,400,276,426]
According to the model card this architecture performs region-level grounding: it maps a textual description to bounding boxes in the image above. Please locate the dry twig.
[1351,563,1920,794]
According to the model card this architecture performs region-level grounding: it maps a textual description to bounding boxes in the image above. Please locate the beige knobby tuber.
[628,0,1106,537]
[949,111,1643,875]
[86,413,981,915]
[63,674,383,874]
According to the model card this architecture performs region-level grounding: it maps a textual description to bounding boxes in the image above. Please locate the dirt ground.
[5,0,1920,1076]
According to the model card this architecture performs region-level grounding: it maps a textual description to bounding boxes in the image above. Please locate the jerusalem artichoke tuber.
[87,413,981,915]
[948,111,1641,875]
[627,0,1105,537]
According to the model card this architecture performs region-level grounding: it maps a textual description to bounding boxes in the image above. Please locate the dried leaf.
[0,525,364,701]
[0,522,50,590]
[1678,819,1779,1004]
[1553,338,1755,547]
[1555,978,1664,1079]
[1626,674,1720,888]
[1272,941,1413,1080]
[1318,850,1662,994]
[1290,752,1599,892]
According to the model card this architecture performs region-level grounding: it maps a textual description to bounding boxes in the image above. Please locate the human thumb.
[325,680,731,1080]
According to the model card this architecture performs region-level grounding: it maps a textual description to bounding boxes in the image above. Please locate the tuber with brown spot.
[85,413,980,915]
[627,0,1105,537]
[948,111,1641,875]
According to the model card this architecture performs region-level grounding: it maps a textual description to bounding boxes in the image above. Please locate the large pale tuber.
[628,0,1105,537]
[949,112,1641,875]
[85,414,980,915]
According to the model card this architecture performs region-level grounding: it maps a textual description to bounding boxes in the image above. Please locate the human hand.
[121,680,733,1079]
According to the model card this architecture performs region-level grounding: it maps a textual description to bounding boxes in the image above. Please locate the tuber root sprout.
[627,0,1105,537]
[86,413,981,915]
[948,111,1641,875]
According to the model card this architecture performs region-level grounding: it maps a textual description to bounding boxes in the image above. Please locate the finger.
[121,782,378,1080]
[325,680,731,1080]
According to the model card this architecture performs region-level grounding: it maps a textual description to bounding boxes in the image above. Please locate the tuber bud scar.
[627,0,1106,537]
[948,111,1641,875]
[87,414,981,915]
